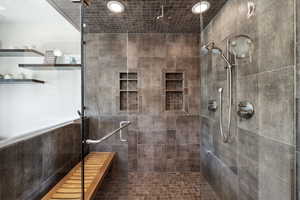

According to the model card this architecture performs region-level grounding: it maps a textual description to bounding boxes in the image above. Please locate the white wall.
[0,1,81,139]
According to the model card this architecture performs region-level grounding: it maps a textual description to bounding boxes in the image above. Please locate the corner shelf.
[0,79,45,84]
[19,64,81,70]
[0,49,44,57]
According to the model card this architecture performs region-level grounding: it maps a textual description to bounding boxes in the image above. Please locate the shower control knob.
[237,101,254,119]
[208,100,218,112]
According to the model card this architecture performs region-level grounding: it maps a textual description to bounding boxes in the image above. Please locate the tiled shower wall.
[200,0,296,200]
[85,33,201,173]
[0,123,81,200]
[296,0,300,198]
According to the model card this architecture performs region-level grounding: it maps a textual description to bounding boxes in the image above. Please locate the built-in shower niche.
[165,72,184,111]
[119,72,138,111]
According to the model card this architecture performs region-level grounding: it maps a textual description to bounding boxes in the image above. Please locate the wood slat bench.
[42,152,115,200]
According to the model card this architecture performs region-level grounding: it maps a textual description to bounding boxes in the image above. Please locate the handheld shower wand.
[202,42,233,143]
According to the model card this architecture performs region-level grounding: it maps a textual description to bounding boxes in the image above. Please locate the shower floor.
[95,172,219,200]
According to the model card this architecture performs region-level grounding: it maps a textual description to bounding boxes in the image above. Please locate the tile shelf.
[165,79,183,81]
[0,49,44,57]
[120,90,138,92]
[0,79,45,84]
[166,90,183,92]
[19,64,81,70]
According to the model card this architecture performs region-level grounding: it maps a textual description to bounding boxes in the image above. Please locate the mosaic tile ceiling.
[49,0,227,33]
[47,0,81,31]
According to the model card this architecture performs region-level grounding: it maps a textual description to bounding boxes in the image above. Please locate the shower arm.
[221,53,233,69]
[86,121,131,144]
[157,5,165,19]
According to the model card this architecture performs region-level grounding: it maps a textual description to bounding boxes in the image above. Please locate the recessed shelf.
[120,90,138,92]
[0,79,45,84]
[19,64,81,70]
[119,72,138,111]
[165,72,184,111]
[120,79,138,81]
[166,90,183,92]
[0,49,44,57]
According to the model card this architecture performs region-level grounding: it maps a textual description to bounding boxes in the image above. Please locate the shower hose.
[218,66,232,143]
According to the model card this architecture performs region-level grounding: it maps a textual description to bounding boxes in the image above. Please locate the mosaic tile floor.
[95,172,219,200]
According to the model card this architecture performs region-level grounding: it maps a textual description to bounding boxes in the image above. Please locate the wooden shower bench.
[42,152,115,200]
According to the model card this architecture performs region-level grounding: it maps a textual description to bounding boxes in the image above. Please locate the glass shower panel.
[0,0,82,199]
[83,1,130,199]
[199,0,296,199]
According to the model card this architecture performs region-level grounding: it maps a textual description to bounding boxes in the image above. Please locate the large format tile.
[296,151,300,199]
[18,137,43,199]
[200,0,296,199]
[237,74,259,133]
[258,67,294,145]
[200,117,214,151]
[0,144,20,200]
[238,129,259,200]
[201,148,222,196]
[166,34,199,57]
[137,130,167,145]
[0,123,81,200]
[238,155,259,200]
[238,129,259,163]
[98,33,127,58]
[257,0,294,72]
[221,164,238,200]
[128,33,167,58]
[137,144,154,171]
[85,33,101,58]
[258,168,293,200]
[176,115,200,145]
[258,135,294,183]
[86,32,201,175]
[237,128,295,199]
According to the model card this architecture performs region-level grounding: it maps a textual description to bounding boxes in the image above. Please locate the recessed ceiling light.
[192,1,210,14]
[0,5,6,11]
[107,1,125,13]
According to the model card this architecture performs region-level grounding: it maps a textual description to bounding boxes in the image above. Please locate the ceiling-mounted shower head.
[155,5,172,24]
[156,5,164,20]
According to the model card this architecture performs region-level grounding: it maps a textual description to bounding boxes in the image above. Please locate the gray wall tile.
[200,0,296,199]
[257,0,294,72]
[258,67,294,145]
[86,33,201,173]
[0,123,81,200]
[237,74,259,133]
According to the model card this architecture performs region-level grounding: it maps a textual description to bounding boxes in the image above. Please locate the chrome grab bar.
[119,121,130,142]
[86,121,131,144]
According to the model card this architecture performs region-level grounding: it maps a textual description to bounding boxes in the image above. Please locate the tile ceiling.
[47,0,81,30]
[48,0,227,33]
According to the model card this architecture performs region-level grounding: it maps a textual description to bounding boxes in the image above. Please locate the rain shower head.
[201,45,209,55]
[201,42,233,69]
[211,47,222,55]
[201,42,222,55]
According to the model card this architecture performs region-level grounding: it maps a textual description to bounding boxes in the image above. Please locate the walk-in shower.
[0,0,297,199]
[201,42,234,143]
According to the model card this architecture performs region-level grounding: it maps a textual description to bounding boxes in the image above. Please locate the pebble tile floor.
[95,172,219,200]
